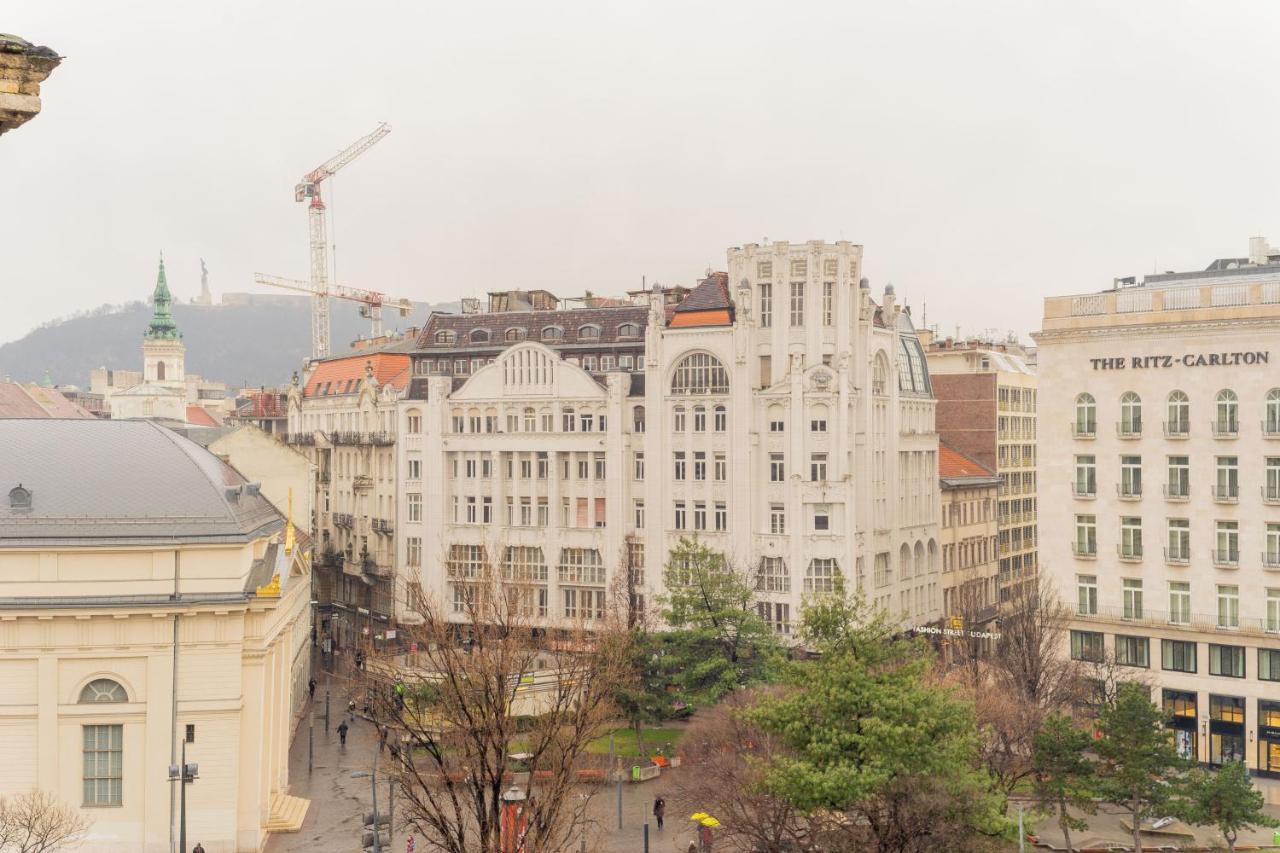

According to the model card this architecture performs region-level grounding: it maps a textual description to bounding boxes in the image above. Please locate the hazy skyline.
[3,0,1279,348]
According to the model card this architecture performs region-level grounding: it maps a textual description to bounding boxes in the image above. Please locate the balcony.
[1211,420,1239,439]
[331,431,365,445]
[368,431,395,446]
[371,517,394,534]
[332,512,354,529]
[1075,604,1280,639]
[1211,484,1239,504]
[1212,548,1240,569]
[1116,482,1142,501]
[1071,542,1097,559]
[1162,483,1190,502]
[1115,422,1142,440]
[1071,482,1096,499]
[318,471,331,485]
[1116,543,1143,563]
[1163,421,1190,439]
[1264,486,1280,506]
[1264,420,1280,439]
[1163,547,1190,566]
[286,432,316,446]
[353,474,374,491]
[1264,552,1280,570]
[1070,422,1096,440]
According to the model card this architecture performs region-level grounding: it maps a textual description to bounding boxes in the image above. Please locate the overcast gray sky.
[3,0,1279,346]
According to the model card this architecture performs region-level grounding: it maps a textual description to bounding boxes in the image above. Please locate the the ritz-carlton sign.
[1091,352,1270,370]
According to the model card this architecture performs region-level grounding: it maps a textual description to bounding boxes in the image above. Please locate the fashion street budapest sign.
[1091,352,1269,370]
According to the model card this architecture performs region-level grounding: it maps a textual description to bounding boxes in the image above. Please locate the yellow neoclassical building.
[0,419,311,852]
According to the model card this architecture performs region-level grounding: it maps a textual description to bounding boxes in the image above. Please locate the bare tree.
[0,790,89,853]
[990,573,1080,711]
[669,688,815,853]
[364,548,633,853]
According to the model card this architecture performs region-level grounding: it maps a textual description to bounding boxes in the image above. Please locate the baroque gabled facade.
[388,241,942,633]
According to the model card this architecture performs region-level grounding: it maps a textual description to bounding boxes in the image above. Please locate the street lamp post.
[167,739,198,853]
[351,740,391,853]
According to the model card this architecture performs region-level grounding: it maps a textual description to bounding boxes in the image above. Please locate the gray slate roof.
[0,419,283,546]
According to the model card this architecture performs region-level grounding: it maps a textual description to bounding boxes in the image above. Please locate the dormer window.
[8,484,32,512]
[577,325,601,340]
[470,329,490,343]
[435,330,457,345]
[542,326,564,341]
[505,327,526,342]
[617,323,640,338]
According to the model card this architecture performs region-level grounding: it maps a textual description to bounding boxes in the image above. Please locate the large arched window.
[79,678,127,703]
[470,328,490,343]
[1119,392,1142,436]
[899,543,913,580]
[872,353,889,396]
[434,329,456,345]
[670,352,729,395]
[1074,393,1096,437]
[1216,390,1239,435]
[804,558,840,594]
[1166,391,1189,437]
[1266,389,1280,435]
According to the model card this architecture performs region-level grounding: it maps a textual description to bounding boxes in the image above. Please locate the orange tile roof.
[186,405,222,427]
[303,353,411,398]
[939,444,996,479]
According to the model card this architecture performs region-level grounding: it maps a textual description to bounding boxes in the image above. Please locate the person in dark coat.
[337,719,349,747]
[308,678,317,700]
[653,796,666,830]
[378,724,389,754]
[193,844,205,853]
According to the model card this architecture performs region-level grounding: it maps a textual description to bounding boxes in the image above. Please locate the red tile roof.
[670,272,733,327]
[0,382,95,419]
[237,390,288,419]
[186,405,222,427]
[939,444,996,479]
[303,353,411,398]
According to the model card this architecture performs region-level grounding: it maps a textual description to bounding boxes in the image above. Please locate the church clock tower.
[143,254,185,388]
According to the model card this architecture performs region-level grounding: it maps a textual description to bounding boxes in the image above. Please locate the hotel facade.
[304,240,947,635]
[1036,238,1280,782]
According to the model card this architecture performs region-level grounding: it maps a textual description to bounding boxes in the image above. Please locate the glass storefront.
[1164,689,1198,761]
[1209,694,1245,765]
[1259,700,1280,778]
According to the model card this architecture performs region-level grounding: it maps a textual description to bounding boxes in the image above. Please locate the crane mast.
[291,122,391,361]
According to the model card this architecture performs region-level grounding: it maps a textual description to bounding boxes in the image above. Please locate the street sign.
[386,629,397,640]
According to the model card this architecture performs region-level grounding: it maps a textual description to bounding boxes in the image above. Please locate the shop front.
[1209,694,1245,766]
[1259,700,1280,778]
[1163,689,1198,762]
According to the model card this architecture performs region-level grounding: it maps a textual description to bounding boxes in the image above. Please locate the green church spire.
[145,252,180,340]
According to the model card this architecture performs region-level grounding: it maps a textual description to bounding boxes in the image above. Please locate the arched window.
[504,327,526,342]
[156,361,166,381]
[713,405,727,432]
[470,328,490,343]
[523,407,536,432]
[1074,393,1096,437]
[913,541,926,580]
[693,405,706,432]
[632,405,646,433]
[872,353,889,396]
[577,325,601,340]
[899,543,913,580]
[617,323,640,338]
[1119,392,1142,436]
[1166,391,1189,437]
[79,678,127,703]
[673,405,686,432]
[541,326,563,341]
[670,352,729,395]
[435,329,456,345]
[406,408,423,434]
[804,558,840,594]
[1216,390,1238,435]
[1266,389,1280,435]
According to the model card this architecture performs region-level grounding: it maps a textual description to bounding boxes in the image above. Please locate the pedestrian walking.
[348,698,357,721]
[337,719,349,747]
[379,724,389,754]
[652,796,666,831]
[193,844,205,853]
[308,678,317,700]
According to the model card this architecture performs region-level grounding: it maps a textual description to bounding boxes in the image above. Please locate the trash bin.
[632,765,641,782]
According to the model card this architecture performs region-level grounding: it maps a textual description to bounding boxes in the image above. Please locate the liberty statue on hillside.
[195,258,213,306]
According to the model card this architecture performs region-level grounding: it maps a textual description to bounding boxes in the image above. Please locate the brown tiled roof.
[416,305,648,350]
[673,272,731,313]
[939,444,997,480]
[304,353,411,398]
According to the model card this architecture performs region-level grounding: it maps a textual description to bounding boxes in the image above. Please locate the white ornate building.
[389,241,942,633]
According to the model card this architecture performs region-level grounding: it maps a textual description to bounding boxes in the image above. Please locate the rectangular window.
[770,453,785,482]
[1077,574,1097,615]
[519,458,532,479]
[577,459,589,479]
[594,453,606,480]
[1169,580,1190,625]
[634,500,645,529]
[814,504,831,532]
[1074,514,1096,556]
[1209,695,1246,765]
[789,282,805,326]
[1218,584,1240,628]
[1167,519,1190,562]
[713,452,727,482]
[1074,455,1096,496]
[673,452,686,481]
[693,501,707,531]
[1215,456,1239,500]
[822,281,834,326]
[1267,524,1280,566]
[769,503,786,535]
[759,355,772,387]
[1122,577,1143,619]
[1070,630,1104,662]
[407,493,422,523]
[466,496,478,524]
[674,501,686,530]
[1269,587,1280,633]
[1120,455,1142,497]
[1167,455,1189,498]
[1216,521,1240,564]
[759,283,772,328]
[810,453,828,482]
[406,536,422,567]
[714,501,727,531]
[1260,649,1280,682]
[1209,643,1245,677]
[1120,517,1143,559]
[633,452,644,480]
[811,417,828,433]
[693,451,706,481]
[83,724,123,807]
[408,458,422,480]
[562,408,576,432]
[1115,635,1150,668]
[1162,639,1197,673]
